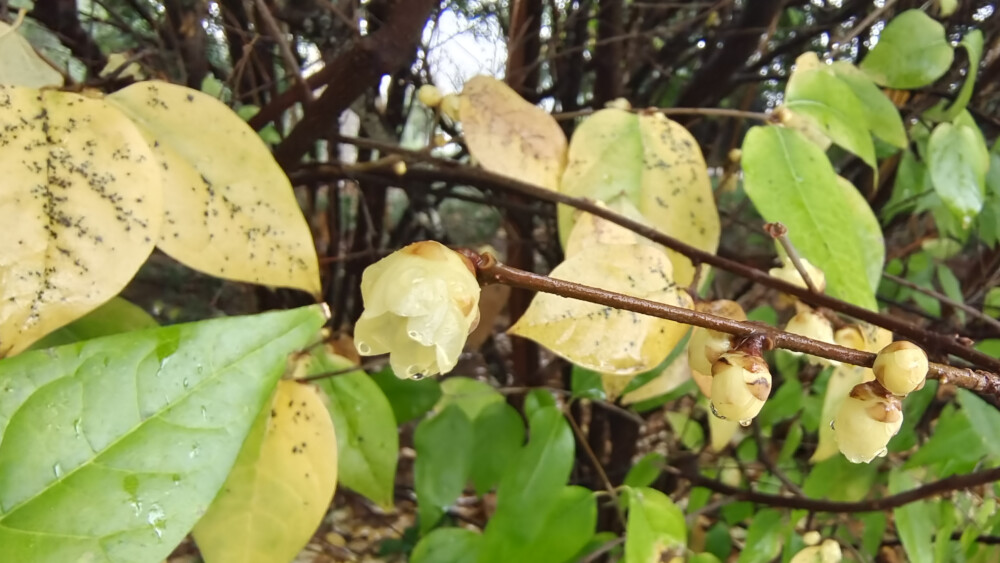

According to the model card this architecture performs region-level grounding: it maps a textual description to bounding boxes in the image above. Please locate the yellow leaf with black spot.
[107,81,321,297]
[508,243,692,376]
[0,85,162,357]
[558,109,719,286]
[193,379,338,563]
[0,21,63,88]
[459,75,567,191]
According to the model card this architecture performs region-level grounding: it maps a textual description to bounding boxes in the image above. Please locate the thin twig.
[884,272,1000,334]
[253,0,314,103]
[565,410,626,527]
[466,252,1000,399]
[290,137,1000,373]
[765,222,819,293]
[679,460,1000,513]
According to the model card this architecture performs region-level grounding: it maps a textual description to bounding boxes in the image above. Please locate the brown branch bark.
[269,0,437,167]
[290,138,1000,374]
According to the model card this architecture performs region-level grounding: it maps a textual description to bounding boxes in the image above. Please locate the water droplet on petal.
[876,447,888,458]
[710,403,726,419]
[52,463,62,478]
[407,330,420,340]
[829,420,836,430]
[357,342,371,355]
[189,443,200,459]
[182,378,190,389]
[200,405,207,420]
[739,418,752,427]
[73,418,82,438]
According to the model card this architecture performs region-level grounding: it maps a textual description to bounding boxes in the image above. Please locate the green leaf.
[624,486,687,563]
[624,452,666,488]
[906,404,985,475]
[704,522,733,561]
[742,125,878,309]
[0,305,326,563]
[928,122,988,226]
[802,456,878,501]
[890,468,936,563]
[927,30,984,121]
[523,388,558,420]
[411,528,481,563]
[784,66,875,166]
[860,9,954,89]
[311,352,398,509]
[518,486,597,563]
[957,389,1000,460]
[0,21,63,88]
[29,297,158,350]
[859,512,888,557]
[737,509,784,563]
[830,62,908,149]
[480,406,575,563]
[371,367,441,425]
[664,412,705,451]
[414,404,473,533]
[835,176,885,291]
[469,402,525,496]
[571,367,607,401]
[438,377,503,420]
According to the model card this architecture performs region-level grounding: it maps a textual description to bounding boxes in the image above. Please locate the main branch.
[466,252,1000,398]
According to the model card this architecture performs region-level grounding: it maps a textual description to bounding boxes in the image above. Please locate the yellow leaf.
[459,75,567,191]
[0,20,63,88]
[508,243,692,376]
[107,81,321,297]
[193,380,338,563]
[621,354,691,405]
[558,109,720,286]
[0,85,162,356]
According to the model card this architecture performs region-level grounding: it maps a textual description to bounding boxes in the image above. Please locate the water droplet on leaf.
[52,463,63,478]
[739,418,752,427]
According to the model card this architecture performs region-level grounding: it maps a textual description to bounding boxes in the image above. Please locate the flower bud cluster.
[833,341,928,463]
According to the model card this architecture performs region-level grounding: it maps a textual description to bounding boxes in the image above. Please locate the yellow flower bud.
[873,341,928,396]
[833,381,903,463]
[785,308,836,366]
[688,300,747,397]
[440,93,461,121]
[354,241,481,379]
[769,257,826,293]
[416,84,443,108]
[710,352,771,424]
[790,539,842,563]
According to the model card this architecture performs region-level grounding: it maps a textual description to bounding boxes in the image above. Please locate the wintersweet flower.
[354,241,481,379]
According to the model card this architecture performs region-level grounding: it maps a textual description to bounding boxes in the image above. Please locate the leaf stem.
[764,221,819,293]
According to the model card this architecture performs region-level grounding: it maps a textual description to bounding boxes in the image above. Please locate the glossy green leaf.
[371,367,441,425]
[860,9,954,89]
[624,486,686,563]
[928,122,988,226]
[737,509,784,563]
[742,125,878,309]
[438,377,503,420]
[515,486,597,563]
[0,305,326,563]
[859,512,888,556]
[784,66,875,166]
[624,452,666,488]
[411,527,481,563]
[664,412,704,451]
[311,351,398,509]
[890,469,935,563]
[480,407,574,563]
[29,298,158,350]
[414,404,472,533]
[927,30,984,121]
[835,175,885,292]
[705,523,732,561]
[830,61,907,149]
[802,455,878,501]
[905,404,984,475]
[469,401,524,496]
[957,389,1000,460]
[523,388,558,421]
[571,367,606,401]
